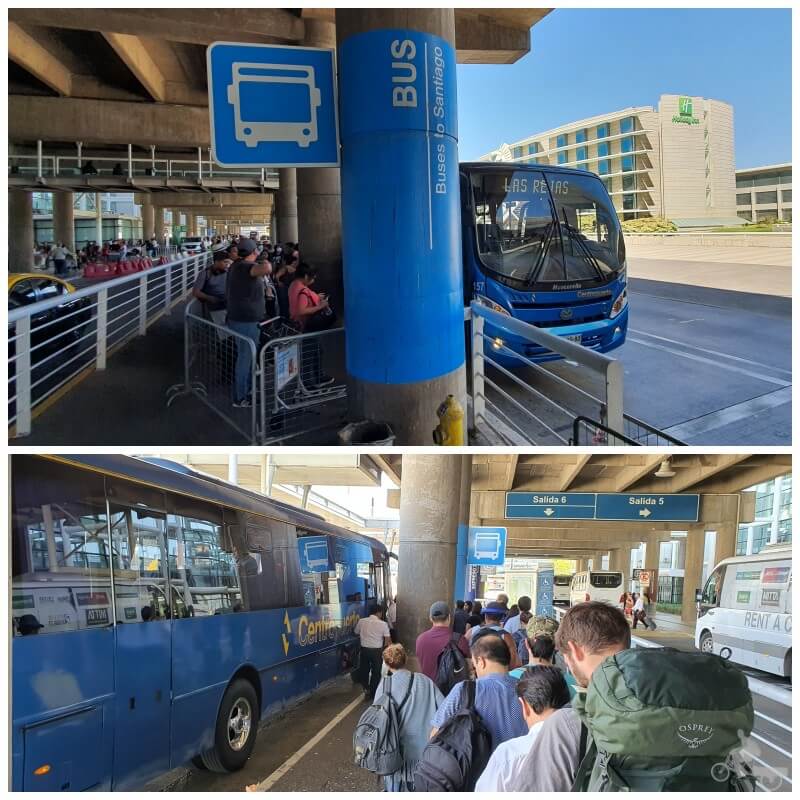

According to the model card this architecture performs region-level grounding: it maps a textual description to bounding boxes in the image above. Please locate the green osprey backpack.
[572,648,757,791]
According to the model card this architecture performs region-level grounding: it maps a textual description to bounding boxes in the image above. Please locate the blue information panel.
[595,493,700,522]
[298,536,333,574]
[467,527,507,566]
[536,567,554,617]
[338,29,465,384]
[506,492,597,519]
[207,42,339,167]
[506,492,699,522]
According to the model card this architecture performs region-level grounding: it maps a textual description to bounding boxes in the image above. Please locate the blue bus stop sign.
[467,527,507,566]
[207,42,339,167]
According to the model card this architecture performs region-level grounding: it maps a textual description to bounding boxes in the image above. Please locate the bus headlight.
[475,295,511,316]
[609,288,628,319]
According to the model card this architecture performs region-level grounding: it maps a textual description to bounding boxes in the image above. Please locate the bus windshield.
[470,168,624,288]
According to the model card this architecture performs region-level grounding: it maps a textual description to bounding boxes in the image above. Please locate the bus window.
[110,505,171,623]
[471,169,564,288]
[548,173,623,281]
[11,456,113,636]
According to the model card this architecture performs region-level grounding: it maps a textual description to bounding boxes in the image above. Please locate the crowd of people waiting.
[192,233,336,407]
[350,592,755,792]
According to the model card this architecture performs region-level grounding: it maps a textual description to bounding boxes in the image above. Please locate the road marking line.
[627,336,791,387]
[754,710,792,734]
[251,694,364,791]
[629,329,793,379]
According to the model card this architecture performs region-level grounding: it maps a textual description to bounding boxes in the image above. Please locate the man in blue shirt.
[430,630,527,750]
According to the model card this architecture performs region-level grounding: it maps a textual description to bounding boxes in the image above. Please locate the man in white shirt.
[475,665,571,791]
[354,603,391,700]
[504,595,532,636]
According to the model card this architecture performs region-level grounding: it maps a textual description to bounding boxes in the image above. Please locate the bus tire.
[201,678,260,773]
[786,650,792,684]
[699,630,713,654]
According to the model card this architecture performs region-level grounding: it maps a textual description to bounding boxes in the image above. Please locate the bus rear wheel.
[200,678,260,773]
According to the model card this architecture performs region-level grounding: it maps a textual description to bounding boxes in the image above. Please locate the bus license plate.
[565,334,582,344]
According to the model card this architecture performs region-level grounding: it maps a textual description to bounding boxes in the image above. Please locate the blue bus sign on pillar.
[467,527,506,566]
[207,42,339,167]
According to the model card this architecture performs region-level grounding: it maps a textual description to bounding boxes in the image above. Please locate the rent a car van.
[695,543,791,679]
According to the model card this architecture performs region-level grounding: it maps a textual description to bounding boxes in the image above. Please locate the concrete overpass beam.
[9,190,34,272]
[454,14,532,64]
[9,22,73,96]
[103,33,166,102]
[397,455,466,649]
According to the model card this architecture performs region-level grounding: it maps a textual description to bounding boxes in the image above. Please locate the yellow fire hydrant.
[432,394,465,445]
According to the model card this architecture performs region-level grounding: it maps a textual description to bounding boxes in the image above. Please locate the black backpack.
[353,675,413,776]
[434,641,468,696]
[412,680,493,791]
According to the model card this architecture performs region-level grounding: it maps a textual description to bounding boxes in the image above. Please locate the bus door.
[108,503,172,790]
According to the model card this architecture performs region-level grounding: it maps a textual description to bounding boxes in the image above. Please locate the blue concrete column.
[336,10,467,444]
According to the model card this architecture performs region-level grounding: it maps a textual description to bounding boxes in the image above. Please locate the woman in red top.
[288,263,333,332]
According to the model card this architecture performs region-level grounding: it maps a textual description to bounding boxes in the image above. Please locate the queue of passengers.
[191,234,336,406]
[352,595,755,793]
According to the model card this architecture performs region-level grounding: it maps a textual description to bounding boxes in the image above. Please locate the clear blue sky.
[456,8,791,168]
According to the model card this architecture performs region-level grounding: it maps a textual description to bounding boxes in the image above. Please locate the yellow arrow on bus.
[281,610,291,655]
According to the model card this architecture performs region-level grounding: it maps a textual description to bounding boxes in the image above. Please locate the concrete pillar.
[644,534,661,571]
[681,525,705,624]
[397,455,465,651]
[53,191,75,251]
[592,551,606,571]
[141,196,155,240]
[577,558,589,572]
[296,18,342,295]
[187,212,197,237]
[452,455,473,603]
[95,192,103,244]
[609,548,628,592]
[276,168,298,243]
[9,190,34,273]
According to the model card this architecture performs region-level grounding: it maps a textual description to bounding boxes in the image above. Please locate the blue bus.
[460,162,629,364]
[11,454,391,791]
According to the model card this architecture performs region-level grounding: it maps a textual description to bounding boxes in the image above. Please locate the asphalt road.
[486,276,791,446]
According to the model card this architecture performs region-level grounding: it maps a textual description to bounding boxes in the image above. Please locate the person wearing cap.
[192,249,231,314]
[414,601,471,683]
[17,614,45,635]
[225,238,271,407]
[470,601,523,670]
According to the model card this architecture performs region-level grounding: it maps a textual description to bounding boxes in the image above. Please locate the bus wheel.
[201,679,259,773]
[699,631,714,654]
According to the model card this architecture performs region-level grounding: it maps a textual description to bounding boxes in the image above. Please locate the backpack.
[572,648,756,792]
[512,628,529,665]
[412,680,493,791]
[353,674,413,776]
[434,641,468,696]
[529,615,559,638]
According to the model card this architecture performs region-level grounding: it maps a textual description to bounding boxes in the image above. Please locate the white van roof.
[717,544,792,569]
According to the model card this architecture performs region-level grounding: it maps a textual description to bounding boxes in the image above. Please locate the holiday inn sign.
[673,96,700,125]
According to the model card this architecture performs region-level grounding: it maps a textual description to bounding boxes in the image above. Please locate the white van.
[569,570,623,606]
[553,574,573,606]
[694,543,792,679]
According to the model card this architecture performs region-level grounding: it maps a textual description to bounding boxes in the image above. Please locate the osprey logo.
[677,723,714,749]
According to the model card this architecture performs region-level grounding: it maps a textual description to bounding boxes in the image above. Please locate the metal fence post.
[180,258,187,299]
[138,274,148,335]
[164,264,172,311]
[605,360,625,435]
[96,288,108,369]
[15,316,32,436]
[472,314,485,426]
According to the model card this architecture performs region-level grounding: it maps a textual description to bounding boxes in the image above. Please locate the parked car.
[180,237,206,255]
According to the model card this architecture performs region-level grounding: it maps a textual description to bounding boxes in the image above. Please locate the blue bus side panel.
[12,627,115,791]
[339,30,465,384]
[112,621,172,790]
[170,602,364,765]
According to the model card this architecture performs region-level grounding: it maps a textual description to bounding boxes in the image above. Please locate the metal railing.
[572,415,686,446]
[9,251,210,438]
[166,303,346,444]
[469,302,624,445]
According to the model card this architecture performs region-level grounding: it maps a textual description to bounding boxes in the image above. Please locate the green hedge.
[656,601,683,615]
[621,216,678,233]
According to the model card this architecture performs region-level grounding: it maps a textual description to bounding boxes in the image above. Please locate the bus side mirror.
[695,589,703,603]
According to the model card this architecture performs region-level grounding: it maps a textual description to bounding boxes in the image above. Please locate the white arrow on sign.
[639,508,652,518]
[544,508,555,517]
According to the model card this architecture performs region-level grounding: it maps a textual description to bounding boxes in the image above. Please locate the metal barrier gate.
[9,252,209,437]
[167,302,347,444]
